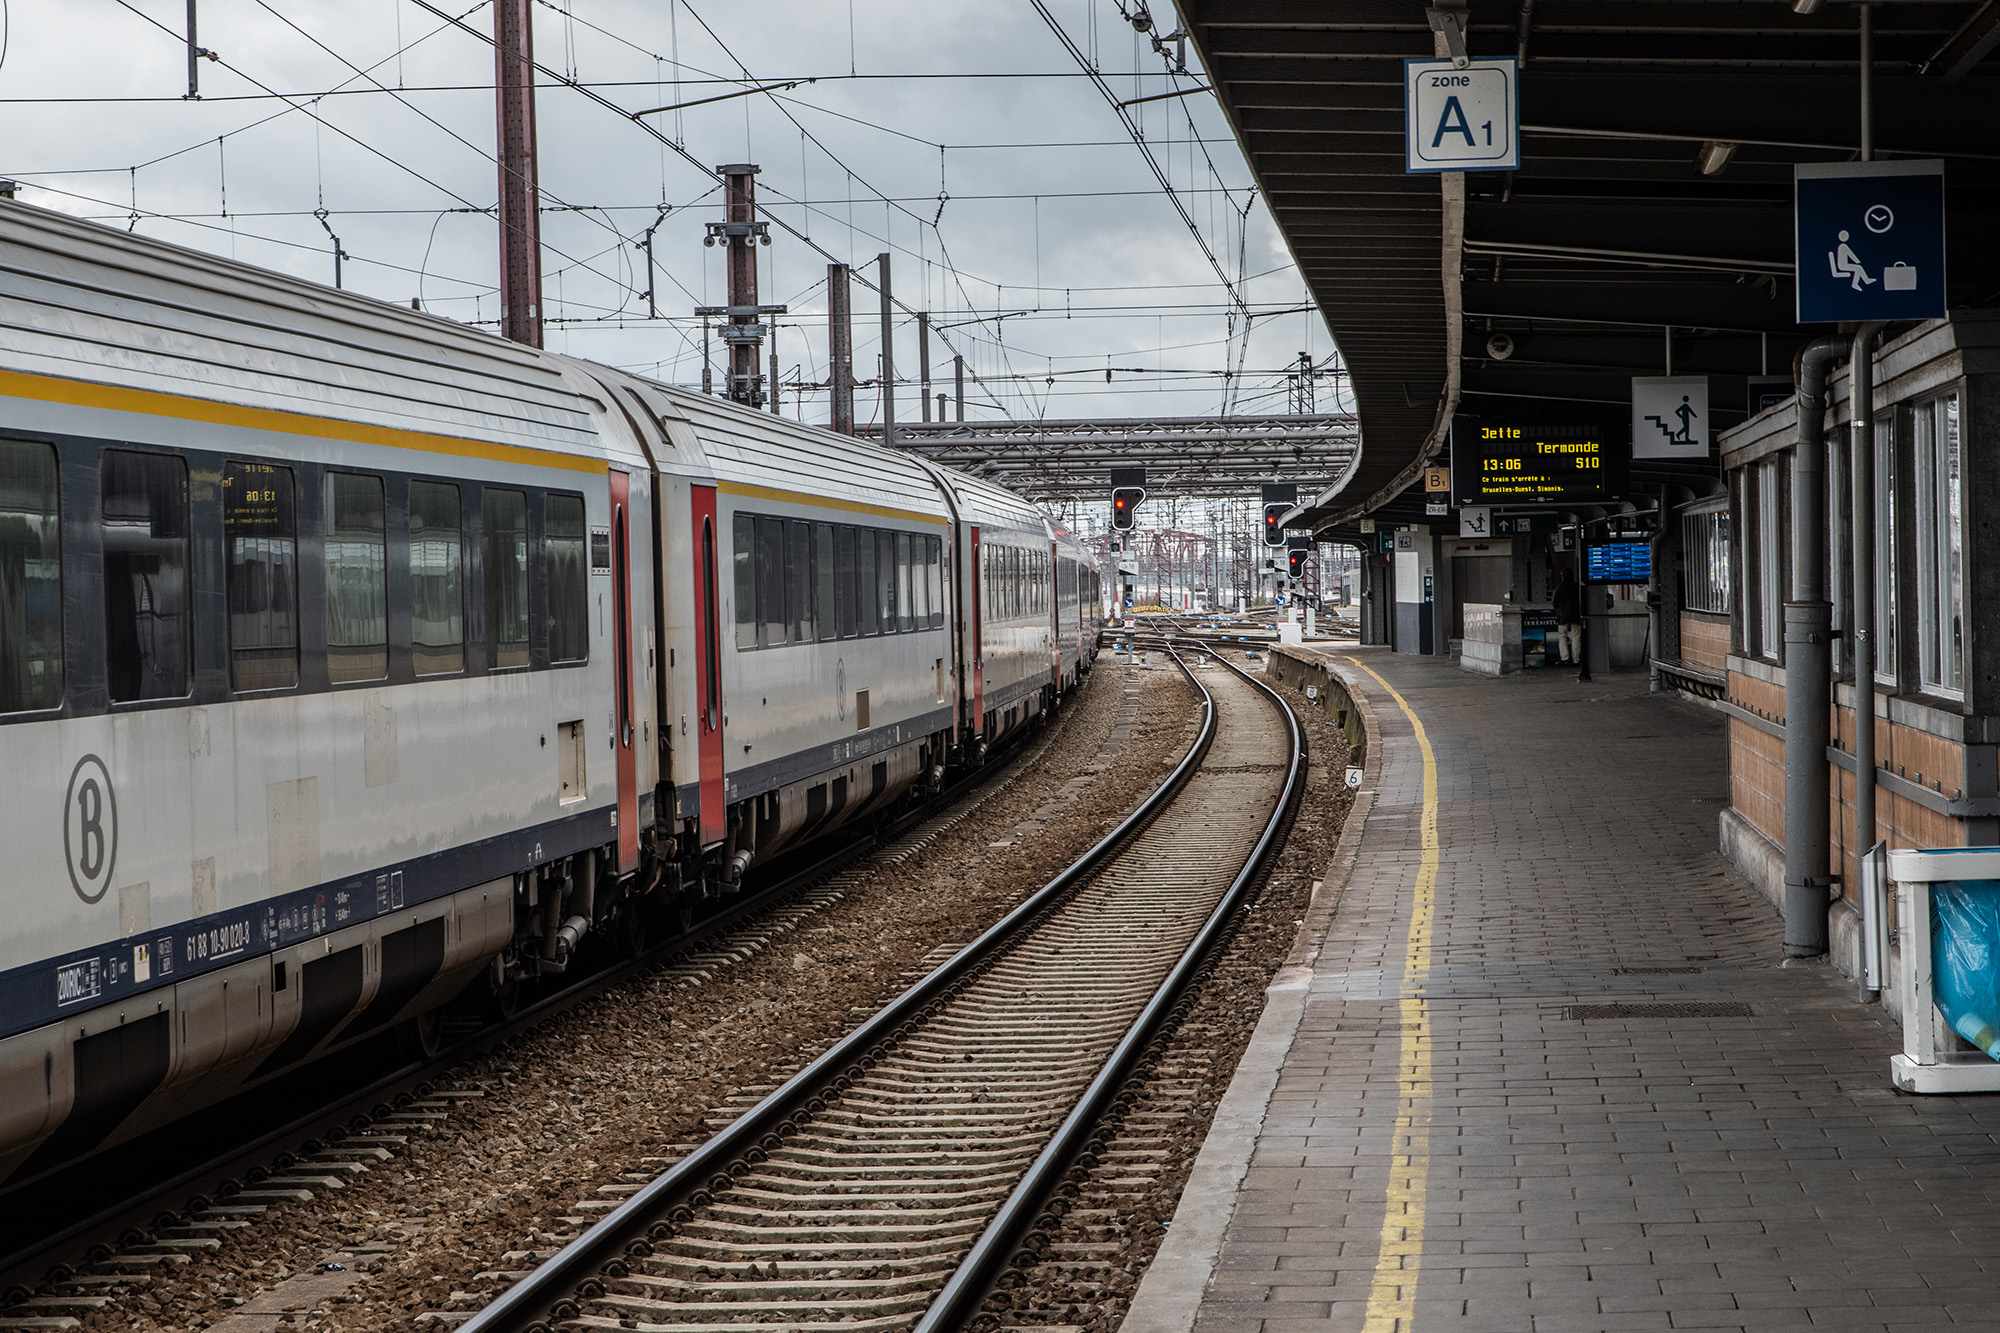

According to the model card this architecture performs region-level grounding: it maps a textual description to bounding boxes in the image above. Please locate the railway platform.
[1125,645,2000,1333]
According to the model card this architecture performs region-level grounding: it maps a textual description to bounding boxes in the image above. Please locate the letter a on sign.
[1405,57,1518,172]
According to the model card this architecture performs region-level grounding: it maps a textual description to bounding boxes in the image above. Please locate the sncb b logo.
[64,754,118,904]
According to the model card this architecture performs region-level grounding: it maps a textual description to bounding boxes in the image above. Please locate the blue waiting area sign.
[1795,160,1946,324]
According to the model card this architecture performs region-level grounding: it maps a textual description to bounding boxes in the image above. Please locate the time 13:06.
[1482,457,1599,471]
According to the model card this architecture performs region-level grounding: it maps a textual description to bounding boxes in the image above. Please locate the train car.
[926,468,1054,755]
[1053,529,1101,691]
[626,382,961,881]
[0,201,1087,1186]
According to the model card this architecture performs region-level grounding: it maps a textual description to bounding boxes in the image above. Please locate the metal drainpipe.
[1783,334,1850,958]
[1849,320,1887,968]
[1648,485,1664,693]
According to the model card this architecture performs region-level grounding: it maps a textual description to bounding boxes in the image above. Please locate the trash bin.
[1887,846,2000,1094]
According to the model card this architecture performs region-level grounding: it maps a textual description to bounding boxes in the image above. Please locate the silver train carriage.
[0,201,1097,1185]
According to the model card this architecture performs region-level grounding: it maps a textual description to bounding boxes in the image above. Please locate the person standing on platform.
[1553,568,1582,666]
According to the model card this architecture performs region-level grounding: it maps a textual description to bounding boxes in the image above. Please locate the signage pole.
[1859,3,1874,163]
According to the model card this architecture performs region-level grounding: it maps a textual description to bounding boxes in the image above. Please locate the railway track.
[459,643,1302,1333]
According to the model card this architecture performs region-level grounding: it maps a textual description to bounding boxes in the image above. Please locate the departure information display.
[1584,541,1652,583]
[1450,419,1615,503]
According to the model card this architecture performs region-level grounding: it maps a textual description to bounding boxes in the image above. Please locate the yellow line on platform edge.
[1348,659,1437,1333]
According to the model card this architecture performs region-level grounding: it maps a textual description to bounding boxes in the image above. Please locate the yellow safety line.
[1348,658,1437,1333]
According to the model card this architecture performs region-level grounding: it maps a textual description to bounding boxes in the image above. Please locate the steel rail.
[457,648,1222,1333]
[913,640,1304,1329]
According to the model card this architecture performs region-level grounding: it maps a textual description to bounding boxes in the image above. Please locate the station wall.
[1709,312,2000,987]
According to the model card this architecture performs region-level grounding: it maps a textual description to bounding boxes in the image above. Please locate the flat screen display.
[1451,419,1614,503]
[1585,541,1651,583]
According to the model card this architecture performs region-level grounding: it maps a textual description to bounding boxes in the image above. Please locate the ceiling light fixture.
[1698,141,1739,175]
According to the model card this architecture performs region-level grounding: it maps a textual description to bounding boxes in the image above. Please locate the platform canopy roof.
[865,413,1359,503]
[1176,0,2000,538]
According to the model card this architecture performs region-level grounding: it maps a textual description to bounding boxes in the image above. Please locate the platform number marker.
[1405,57,1519,173]
[64,755,118,904]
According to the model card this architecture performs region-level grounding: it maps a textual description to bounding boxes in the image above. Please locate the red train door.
[611,471,639,871]
[969,526,983,734]
[691,485,726,847]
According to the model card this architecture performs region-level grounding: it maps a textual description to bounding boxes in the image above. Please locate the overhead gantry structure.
[861,413,1359,504]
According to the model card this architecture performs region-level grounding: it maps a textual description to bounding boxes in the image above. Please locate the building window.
[1875,421,1897,684]
[0,440,62,712]
[546,493,588,663]
[1915,392,1963,696]
[484,488,530,669]
[409,480,464,675]
[222,460,298,691]
[1679,502,1730,616]
[102,449,191,701]
[1758,462,1782,658]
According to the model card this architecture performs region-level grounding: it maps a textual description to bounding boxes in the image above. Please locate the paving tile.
[1179,650,2000,1333]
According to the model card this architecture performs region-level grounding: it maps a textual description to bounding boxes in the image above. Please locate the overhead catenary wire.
[34,2,1320,426]
[103,0,644,309]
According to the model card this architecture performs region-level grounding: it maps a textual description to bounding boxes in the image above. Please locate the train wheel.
[479,956,520,1022]
[618,905,650,960]
[397,1006,444,1061]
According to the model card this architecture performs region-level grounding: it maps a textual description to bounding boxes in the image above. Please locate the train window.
[928,537,945,629]
[222,461,298,692]
[913,537,932,629]
[856,527,878,636]
[788,520,812,643]
[324,472,388,683]
[896,533,914,633]
[546,493,588,664]
[0,440,62,712]
[756,515,786,646]
[408,480,464,675]
[732,514,756,649]
[877,530,898,635]
[814,523,836,642]
[102,449,190,702]
[484,488,530,669]
[835,525,857,638]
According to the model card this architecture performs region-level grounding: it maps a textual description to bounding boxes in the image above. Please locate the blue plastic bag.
[1931,880,2000,1060]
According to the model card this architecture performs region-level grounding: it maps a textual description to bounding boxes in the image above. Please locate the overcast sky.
[4,0,1342,436]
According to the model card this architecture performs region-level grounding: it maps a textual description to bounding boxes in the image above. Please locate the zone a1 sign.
[1405,57,1518,173]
